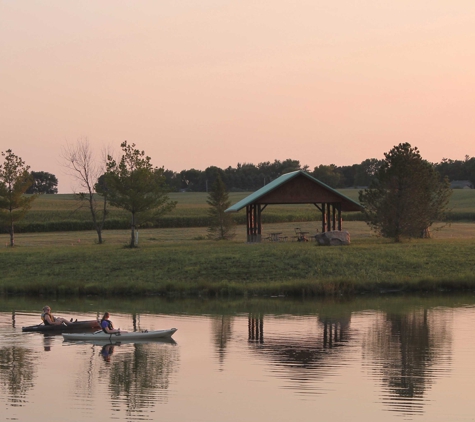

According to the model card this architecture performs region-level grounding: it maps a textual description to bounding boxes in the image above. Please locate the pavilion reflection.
[211,315,234,367]
[248,313,351,351]
[247,313,353,393]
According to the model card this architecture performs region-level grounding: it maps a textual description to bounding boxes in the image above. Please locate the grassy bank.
[2,222,475,297]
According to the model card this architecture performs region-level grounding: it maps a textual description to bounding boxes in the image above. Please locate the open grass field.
[10,188,475,234]
[1,190,474,298]
[2,220,475,298]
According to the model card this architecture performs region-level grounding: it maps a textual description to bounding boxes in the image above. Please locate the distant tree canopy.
[26,171,58,194]
[359,143,451,242]
[132,153,475,194]
[434,156,475,187]
[311,164,342,188]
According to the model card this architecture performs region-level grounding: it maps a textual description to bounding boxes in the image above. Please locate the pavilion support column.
[246,204,261,242]
[332,203,336,231]
[258,205,263,237]
[326,202,331,232]
[252,204,257,240]
[246,205,252,242]
[321,203,326,233]
[337,204,342,231]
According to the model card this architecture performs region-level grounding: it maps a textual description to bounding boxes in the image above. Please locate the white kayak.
[63,328,177,342]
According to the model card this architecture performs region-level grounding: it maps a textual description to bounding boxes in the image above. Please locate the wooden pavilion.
[225,170,363,242]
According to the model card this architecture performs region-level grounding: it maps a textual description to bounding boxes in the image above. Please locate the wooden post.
[246,204,262,242]
[332,204,336,231]
[321,203,326,233]
[258,205,262,237]
[337,204,342,231]
[247,205,255,242]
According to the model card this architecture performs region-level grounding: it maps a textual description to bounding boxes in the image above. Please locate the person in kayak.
[100,312,123,334]
[41,306,72,326]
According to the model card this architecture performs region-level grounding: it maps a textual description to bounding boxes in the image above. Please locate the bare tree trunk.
[62,138,109,245]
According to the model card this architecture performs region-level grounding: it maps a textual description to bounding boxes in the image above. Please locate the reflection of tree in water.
[211,315,234,366]
[0,346,38,406]
[248,314,353,394]
[100,342,179,417]
[363,308,452,416]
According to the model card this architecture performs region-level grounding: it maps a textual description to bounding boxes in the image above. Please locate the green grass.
[2,190,474,298]
[2,221,475,298]
[10,189,475,234]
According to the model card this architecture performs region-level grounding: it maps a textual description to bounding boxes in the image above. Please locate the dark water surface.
[1,295,475,422]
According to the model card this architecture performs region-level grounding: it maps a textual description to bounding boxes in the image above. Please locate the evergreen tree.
[207,175,235,240]
[359,143,451,241]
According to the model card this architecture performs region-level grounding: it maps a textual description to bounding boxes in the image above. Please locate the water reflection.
[211,315,234,366]
[1,296,473,422]
[248,313,264,343]
[100,343,115,362]
[101,341,179,416]
[43,333,54,351]
[247,312,353,395]
[0,346,37,407]
[363,308,452,416]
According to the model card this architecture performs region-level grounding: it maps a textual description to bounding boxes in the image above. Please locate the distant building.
[450,180,473,189]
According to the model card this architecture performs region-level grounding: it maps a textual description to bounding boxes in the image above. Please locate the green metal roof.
[225,170,363,212]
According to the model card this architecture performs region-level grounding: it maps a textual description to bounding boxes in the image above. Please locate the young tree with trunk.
[62,138,109,244]
[359,143,451,242]
[103,141,176,247]
[0,150,36,247]
[207,174,235,240]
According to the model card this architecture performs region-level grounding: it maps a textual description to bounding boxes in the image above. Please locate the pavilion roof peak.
[225,170,363,213]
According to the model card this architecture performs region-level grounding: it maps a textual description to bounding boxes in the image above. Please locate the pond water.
[1,295,475,422]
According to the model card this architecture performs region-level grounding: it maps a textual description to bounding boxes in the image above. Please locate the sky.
[1,1,475,193]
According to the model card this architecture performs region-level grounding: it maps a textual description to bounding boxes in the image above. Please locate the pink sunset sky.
[1,1,474,193]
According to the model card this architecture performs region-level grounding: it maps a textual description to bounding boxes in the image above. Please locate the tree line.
[160,157,475,192]
[23,154,475,194]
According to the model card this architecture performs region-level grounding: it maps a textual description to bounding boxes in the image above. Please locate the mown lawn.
[2,221,475,297]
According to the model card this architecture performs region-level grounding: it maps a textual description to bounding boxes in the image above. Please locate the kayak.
[78,337,177,346]
[62,328,177,342]
[22,320,101,333]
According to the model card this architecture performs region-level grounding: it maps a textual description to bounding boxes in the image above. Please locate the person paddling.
[41,306,72,326]
[100,312,124,334]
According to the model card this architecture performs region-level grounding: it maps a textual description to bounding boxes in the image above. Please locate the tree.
[207,174,235,240]
[359,143,451,241]
[312,164,342,188]
[62,138,109,244]
[0,150,36,246]
[354,158,383,187]
[104,141,176,247]
[26,171,58,194]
